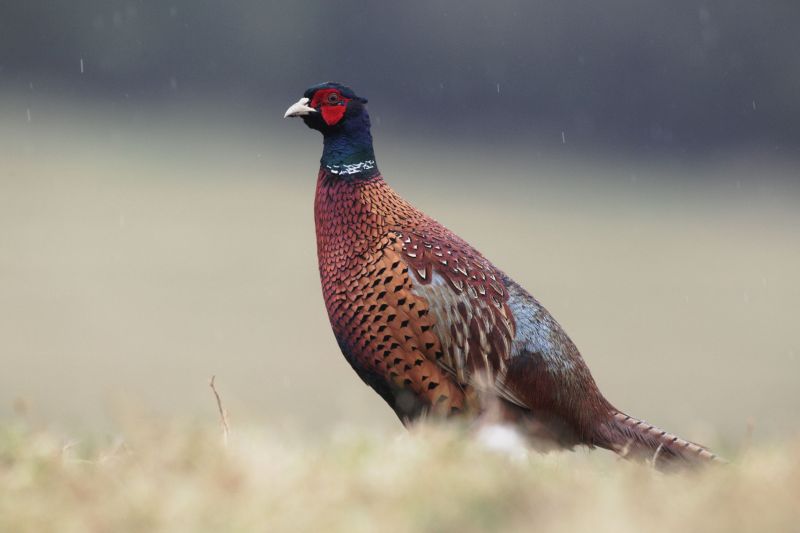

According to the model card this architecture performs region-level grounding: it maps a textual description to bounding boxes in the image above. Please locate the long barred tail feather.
[594,410,724,469]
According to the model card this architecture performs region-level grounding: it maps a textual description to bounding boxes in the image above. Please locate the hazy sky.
[2,1,798,156]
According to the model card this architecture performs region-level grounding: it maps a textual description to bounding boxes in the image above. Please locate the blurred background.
[1,1,798,445]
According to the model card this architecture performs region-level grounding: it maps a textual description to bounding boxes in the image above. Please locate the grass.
[1,420,798,533]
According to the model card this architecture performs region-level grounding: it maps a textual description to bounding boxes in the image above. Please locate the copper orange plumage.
[285,82,720,469]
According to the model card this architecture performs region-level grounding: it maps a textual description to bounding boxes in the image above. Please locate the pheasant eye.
[326,93,339,104]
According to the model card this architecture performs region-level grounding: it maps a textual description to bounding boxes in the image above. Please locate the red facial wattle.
[321,105,346,126]
[310,88,350,126]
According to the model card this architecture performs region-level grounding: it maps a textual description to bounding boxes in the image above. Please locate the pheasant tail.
[594,411,722,468]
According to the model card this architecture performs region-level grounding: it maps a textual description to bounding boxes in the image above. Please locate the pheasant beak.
[283,97,317,118]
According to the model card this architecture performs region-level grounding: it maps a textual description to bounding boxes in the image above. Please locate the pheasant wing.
[398,225,527,409]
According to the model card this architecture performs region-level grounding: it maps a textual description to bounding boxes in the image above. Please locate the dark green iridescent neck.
[320,108,378,180]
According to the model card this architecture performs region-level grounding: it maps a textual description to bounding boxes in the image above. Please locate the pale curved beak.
[283,97,316,118]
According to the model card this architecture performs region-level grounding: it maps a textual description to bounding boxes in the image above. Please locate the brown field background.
[1,96,798,448]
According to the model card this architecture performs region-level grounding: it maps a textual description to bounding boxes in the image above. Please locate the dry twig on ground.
[209,375,230,447]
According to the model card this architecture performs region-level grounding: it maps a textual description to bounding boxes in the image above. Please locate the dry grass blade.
[209,375,230,447]
[651,442,664,468]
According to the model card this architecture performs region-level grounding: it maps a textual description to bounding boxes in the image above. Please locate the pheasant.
[284,82,719,468]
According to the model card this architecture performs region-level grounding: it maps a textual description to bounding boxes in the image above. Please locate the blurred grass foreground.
[1,420,799,533]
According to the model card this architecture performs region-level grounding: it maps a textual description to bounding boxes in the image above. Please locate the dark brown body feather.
[315,169,719,468]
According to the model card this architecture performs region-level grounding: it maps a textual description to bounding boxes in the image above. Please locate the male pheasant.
[284,82,719,468]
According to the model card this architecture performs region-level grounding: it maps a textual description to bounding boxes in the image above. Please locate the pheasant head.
[284,82,377,177]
